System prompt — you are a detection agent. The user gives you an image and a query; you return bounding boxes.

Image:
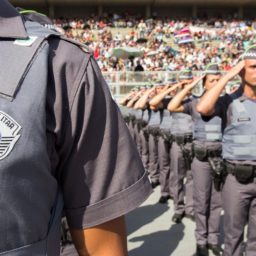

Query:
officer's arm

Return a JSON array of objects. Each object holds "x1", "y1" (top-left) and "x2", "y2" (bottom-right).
[
  {"x1": 168, "y1": 77, "x2": 203, "y2": 112},
  {"x1": 119, "y1": 92, "x2": 134, "y2": 106},
  {"x1": 70, "y1": 216, "x2": 127, "y2": 256},
  {"x1": 133, "y1": 96, "x2": 144, "y2": 109},
  {"x1": 126, "y1": 93, "x2": 141, "y2": 108},
  {"x1": 197, "y1": 61, "x2": 245, "y2": 115},
  {"x1": 134, "y1": 88, "x2": 155, "y2": 109},
  {"x1": 150, "y1": 106, "x2": 157, "y2": 111},
  {"x1": 149, "y1": 83, "x2": 182, "y2": 108}
]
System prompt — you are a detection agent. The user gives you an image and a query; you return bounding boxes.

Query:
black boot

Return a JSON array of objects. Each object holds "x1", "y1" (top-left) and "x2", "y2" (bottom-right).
[
  {"x1": 151, "y1": 180, "x2": 160, "y2": 189},
  {"x1": 158, "y1": 195, "x2": 171, "y2": 204},
  {"x1": 185, "y1": 213, "x2": 195, "y2": 222},
  {"x1": 207, "y1": 244, "x2": 223, "y2": 256},
  {"x1": 171, "y1": 213, "x2": 184, "y2": 224},
  {"x1": 196, "y1": 244, "x2": 209, "y2": 256}
]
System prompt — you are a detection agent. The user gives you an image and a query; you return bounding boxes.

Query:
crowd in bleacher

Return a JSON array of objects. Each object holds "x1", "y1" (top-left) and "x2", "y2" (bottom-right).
[{"x1": 53, "y1": 14, "x2": 256, "y2": 72}]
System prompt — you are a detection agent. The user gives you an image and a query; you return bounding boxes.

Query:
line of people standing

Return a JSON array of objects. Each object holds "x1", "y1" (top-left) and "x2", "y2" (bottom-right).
[{"x1": 119, "y1": 47, "x2": 256, "y2": 256}]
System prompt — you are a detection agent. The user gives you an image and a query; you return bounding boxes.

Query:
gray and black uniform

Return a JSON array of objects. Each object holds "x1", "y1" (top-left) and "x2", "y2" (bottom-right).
[
  {"x1": 218, "y1": 89, "x2": 256, "y2": 256},
  {"x1": 133, "y1": 109, "x2": 144, "y2": 154},
  {"x1": 0, "y1": 2, "x2": 152, "y2": 255},
  {"x1": 127, "y1": 108, "x2": 137, "y2": 140},
  {"x1": 140, "y1": 108, "x2": 150, "y2": 170},
  {"x1": 184, "y1": 98, "x2": 223, "y2": 247},
  {"x1": 170, "y1": 101, "x2": 194, "y2": 216},
  {"x1": 158, "y1": 98, "x2": 174, "y2": 198},
  {"x1": 147, "y1": 109, "x2": 162, "y2": 184}
]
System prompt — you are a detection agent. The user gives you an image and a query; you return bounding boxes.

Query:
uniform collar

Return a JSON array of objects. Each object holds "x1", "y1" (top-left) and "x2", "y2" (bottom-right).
[
  {"x1": 230, "y1": 85, "x2": 247, "y2": 102},
  {"x1": 236, "y1": 86, "x2": 246, "y2": 102},
  {"x1": 0, "y1": 0, "x2": 28, "y2": 39}
]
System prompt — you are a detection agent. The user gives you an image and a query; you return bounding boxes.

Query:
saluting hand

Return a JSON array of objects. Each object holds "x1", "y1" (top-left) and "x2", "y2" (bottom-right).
[
  {"x1": 180, "y1": 79, "x2": 191, "y2": 86},
  {"x1": 143, "y1": 87, "x2": 154, "y2": 95},
  {"x1": 186, "y1": 75, "x2": 205, "y2": 90},
  {"x1": 225, "y1": 60, "x2": 245, "y2": 81}
]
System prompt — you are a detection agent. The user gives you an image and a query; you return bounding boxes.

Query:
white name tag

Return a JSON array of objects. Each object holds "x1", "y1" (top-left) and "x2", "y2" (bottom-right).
[{"x1": 14, "y1": 36, "x2": 38, "y2": 47}]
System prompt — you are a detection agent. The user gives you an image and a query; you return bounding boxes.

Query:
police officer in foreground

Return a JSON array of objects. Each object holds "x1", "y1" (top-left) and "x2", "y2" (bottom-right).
[
  {"x1": 169, "y1": 64, "x2": 224, "y2": 256},
  {"x1": 197, "y1": 48, "x2": 256, "y2": 255},
  {"x1": 0, "y1": 1, "x2": 152, "y2": 255}
]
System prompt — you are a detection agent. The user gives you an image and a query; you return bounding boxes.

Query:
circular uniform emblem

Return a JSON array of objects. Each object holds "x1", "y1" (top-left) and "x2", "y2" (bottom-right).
[{"x1": 0, "y1": 111, "x2": 21, "y2": 160}]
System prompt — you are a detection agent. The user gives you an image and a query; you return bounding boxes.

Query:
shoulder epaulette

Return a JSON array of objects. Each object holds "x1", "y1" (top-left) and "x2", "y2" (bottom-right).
[{"x1": 59, "y1": 35, "x2": 93, "y2": 54}]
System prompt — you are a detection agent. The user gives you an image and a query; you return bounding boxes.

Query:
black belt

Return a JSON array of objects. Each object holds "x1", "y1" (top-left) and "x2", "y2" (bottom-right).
[
  {"x1": 193, "y1": 147, "x2": 221, "y2": 161},
  {"x1": 160, "y1": 129, "x2": 173, "y2": 142},
  {"x1": 148, "y1": 126, "x2": 160, "y2": 136},
  {"x1": 224, "y1": 161, "x2": 256, "y2": 183},
  {"x1": 173, "y1": 134, "x2": 193, "y2": 145}
]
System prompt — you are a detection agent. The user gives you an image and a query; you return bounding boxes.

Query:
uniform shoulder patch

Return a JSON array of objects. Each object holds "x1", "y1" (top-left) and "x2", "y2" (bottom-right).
[
  {"x1": 14, "y1": 36, "x2": 38, "y2": 47},
  {"x1": 0, "y1": 111, "x2": 22, "y2": 160}
]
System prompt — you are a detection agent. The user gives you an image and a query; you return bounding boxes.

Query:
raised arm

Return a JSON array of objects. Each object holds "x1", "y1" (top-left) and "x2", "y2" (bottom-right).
[
  {"x1": 196, "y1": 61, "x2": 244, "y2": 115},
  {"x1": 119, "y1": 92, "x2": 134, "y2": 106},
  {"x1": 126, "y1": 91, "x2": 142, "y2": 108},
  {"x1": 149, "y1": 82, "x2": 183, "y2": 108},
  {"x1": 134, "y1": 87, "x2": 155, "y2": 109},
  {"x1": 168, "y1": 77, "x2": 204, "y2": 112}
]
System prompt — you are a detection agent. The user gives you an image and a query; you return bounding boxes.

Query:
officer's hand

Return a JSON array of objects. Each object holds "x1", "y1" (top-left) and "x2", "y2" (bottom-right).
[
  {"x1": 226, "y1": 60, "x2": 245, "y2": 81},
  {"x1": 165, "y1": 84, "x2": 172, "y2": 89},
  {"x1": 186, "y1": 75, "x2": 204, "y2": 90},
  {"x1": 164, "y1": 83, "x2": 171, "y2": 89},
  {"x1": 149, "y1": 91, "x2": 157, "y2": 99},
  {"x1": 150, "y1": 86, "x2": 156, "y2": 92},
  {"x1": 144, "y1": 87, "x2": 154, "y2": 95},
  {"x1": 181, "y1": 79, "x2": 191, "y2": 85}
]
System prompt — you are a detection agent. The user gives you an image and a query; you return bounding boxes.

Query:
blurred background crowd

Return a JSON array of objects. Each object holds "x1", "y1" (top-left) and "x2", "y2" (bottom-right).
[{"x1": 53, "y1": 14, "x2": 256, "y2": 72}]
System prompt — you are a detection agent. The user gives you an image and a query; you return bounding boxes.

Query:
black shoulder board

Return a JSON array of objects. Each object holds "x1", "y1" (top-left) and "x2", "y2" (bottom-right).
[{"x1": 59, "y1": 36, "x2": 93, "y2": 54}]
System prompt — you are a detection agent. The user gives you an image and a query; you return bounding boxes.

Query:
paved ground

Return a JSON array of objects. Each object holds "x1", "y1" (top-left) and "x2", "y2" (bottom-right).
[
  {"x1": 61, "y1": 185, "x2": 223, "y2": 256},
  {"x1": 126, "y1": 185, "x2": 223, "y2": 256}
]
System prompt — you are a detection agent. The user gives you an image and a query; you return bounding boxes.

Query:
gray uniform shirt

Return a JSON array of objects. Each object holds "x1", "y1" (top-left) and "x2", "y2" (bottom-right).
[
  {"x1": 184, "y1": 97, "x2": 225, "y2": 145},
  {"x1": 171, "y1": 97, "x2": 193, "y2": 135},
  {"x1": 203, "y1": 88, "x2": 256, "y2": 165},
  {"x1": 0, "y1": 0, "x2": 152, "y2": 231}
]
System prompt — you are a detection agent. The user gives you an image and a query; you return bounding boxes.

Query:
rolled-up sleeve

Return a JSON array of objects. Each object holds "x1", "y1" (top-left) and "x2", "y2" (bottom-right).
[
  {"x1": 59, "y1": 56, "x2": 152, "y2": 229},
  {"x1": 183, "y1": 100, "x2": 193, "y2": 115}
]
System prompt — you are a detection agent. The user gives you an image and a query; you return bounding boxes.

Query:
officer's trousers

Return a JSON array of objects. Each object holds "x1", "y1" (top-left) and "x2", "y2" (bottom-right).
[
  {"x1": 140, "y1": 129, "x2": 149, "y2": 171},
  {"x1": 191, "y1": 157, "x2": 222, "y2": 246},
  {"x1": 170, "y1": 141, "x2": 194, "y2": 215},
  {"x1": 148, "y1": 133, "x2": 159, "y2": 183},
  {"x1": 222, "y1": 174, "x2": 256, "y2": 256},
  {"x1": 158, "y1": 136, "x2": 173, "y2": 197}
]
